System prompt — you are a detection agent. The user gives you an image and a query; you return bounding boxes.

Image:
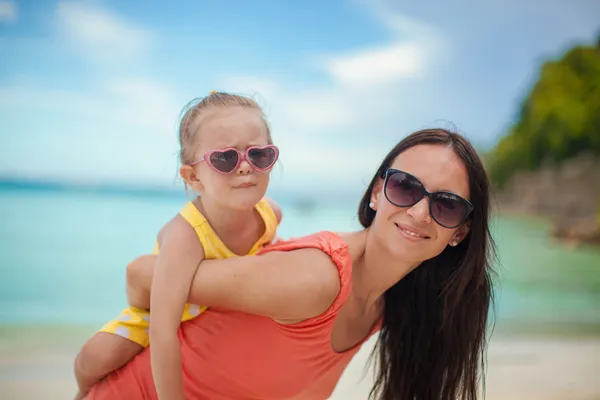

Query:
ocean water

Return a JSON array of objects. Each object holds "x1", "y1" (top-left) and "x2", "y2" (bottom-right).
[{"x1": 1, "y1": 187, "x2": 599, "y2": 336}]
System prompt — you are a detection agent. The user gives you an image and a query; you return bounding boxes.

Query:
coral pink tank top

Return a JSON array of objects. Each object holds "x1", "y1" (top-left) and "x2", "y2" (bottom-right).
[{"x1": 86, "y1": 231, "x2": 381, "y2": 400}]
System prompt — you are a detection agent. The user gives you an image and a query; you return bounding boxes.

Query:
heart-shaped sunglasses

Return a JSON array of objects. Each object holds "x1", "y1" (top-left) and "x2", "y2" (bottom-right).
[{"x1": 189, "y1": 145, "x2": 279, "y2": 174}]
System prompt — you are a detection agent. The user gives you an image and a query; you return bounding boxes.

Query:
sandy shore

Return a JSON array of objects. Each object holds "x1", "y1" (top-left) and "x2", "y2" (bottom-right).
[
  {"x1": 1, "y1": 327, "x2": 599, "y2": 400},
  {"x1": 331, "y1": 336, "x2": 600, "y2": 400}
]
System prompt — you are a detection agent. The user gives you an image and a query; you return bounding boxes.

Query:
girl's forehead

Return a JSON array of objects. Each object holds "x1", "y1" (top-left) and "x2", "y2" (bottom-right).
[
  {"x1": 390, "y1": 144, "x2": 470, "y2": 198},
  {"x1": 195, "y1": 108, "x2": 269, "y2": 150}
]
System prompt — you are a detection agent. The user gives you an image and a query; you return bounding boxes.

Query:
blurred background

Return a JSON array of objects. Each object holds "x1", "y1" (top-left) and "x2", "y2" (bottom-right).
[{"x1": 1, "y1": 0, "x2": 599, "y2": 399}]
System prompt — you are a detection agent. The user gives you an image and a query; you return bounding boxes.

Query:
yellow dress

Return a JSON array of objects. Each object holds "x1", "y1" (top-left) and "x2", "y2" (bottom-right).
[{"x1": 99, "y1": 198, "x2": 279, "y2": 347}]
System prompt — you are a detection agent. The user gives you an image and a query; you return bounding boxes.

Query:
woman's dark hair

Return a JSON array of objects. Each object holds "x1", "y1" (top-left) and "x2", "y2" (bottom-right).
[{"x1": 359, "y1": 128, "x2": 496, "y2": 400}]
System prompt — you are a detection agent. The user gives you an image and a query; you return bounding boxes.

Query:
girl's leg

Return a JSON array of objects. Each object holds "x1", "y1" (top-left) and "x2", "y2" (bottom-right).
[{"x1": 74, "y1": 332, "x2": 144, "y2": 396}]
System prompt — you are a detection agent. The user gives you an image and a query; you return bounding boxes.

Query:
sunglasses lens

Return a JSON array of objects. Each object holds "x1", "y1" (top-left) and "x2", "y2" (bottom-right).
[
  {"x1": 209, "y1": 150, "x2": 239, "y2": 173},
  {"x1": 430, "y1": 193, "x2": 470, "y2": 228},
  {"x1": 385, "y1": 171, "x2": 425, "y2": 207},
  {"x1": 248, "y1": 147, "x2": 277, "y2": 170}
]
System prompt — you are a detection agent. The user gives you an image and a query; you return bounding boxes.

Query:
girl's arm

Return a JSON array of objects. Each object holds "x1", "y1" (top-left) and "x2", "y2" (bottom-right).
[
  {"x1": 127, "y1": 239, "x2": 341, "y2": 323},
  {"x1": 265, "y1": 197, "x2": 284, "y2": 243},
  {"x1": 265, "y1": 197, "x2": 283, "y2": 223},
  {"x1": 149, "y1": 215, "x2": 204, "y2": 400}
]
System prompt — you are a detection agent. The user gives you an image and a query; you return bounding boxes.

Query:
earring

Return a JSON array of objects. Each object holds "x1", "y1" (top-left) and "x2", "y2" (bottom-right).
[
  {"x1": 450, "y1": 240, "x2": 458, "y2": 246},
  {"x1": 369, "y1": 202, "x2": 375, "y2": 209}
]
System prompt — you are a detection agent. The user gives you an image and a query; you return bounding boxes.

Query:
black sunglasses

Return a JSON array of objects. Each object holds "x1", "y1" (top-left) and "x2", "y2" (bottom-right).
[{"x1": 382, "y1": 168, "x2": 474, "y2": 229}]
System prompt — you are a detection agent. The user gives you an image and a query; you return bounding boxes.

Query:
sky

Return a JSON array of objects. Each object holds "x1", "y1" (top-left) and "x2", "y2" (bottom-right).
[{"x1": 0, "y1": 0, "x2": 599, "y2": 197}]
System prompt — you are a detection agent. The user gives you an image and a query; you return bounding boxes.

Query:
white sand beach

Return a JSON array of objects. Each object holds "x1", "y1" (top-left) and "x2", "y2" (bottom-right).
[
  {"x1": 1, "y1": 327, "x2": 599, "y2": 400},
  {"x1": 331, "y1": 336, "x2": 600, "y2": 400}
]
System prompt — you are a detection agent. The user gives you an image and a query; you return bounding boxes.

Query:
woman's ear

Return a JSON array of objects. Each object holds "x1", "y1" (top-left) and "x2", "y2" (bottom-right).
[
  {"x1": 449, "y1": 221, "x2": 471, "y2": 246},
  {"x1": 370, "y1": 179, "x2": 384, "y2": 210}
]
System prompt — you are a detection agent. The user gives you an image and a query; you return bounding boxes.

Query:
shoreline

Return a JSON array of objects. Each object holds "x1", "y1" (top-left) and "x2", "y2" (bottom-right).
[
  {"x1": 1, "y1": 325, "x2": 599, "y2": 400},
  {"x1": 492, "y1": 208, "x2": 600, "y2": 250},
  {"x1": 4, "y1": 319, "x2": 600, "y2": 339}
]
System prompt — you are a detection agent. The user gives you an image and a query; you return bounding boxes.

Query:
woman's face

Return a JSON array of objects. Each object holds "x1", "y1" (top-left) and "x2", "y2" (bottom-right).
[{"x1": 370, "y1": 144, "x2": 471, "y2": 264}]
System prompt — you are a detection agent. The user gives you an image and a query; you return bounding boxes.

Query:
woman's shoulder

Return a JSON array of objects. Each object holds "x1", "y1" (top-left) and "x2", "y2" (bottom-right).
[
  {"x1": 260, "y1": 230, "x2": 365, "y2": 256},
  {"x1": 260, "y1": 230, "x2": 367, "y2": 327},
  {"x1": 332, "y1": 230, "x2": 367, "y2": 259}
]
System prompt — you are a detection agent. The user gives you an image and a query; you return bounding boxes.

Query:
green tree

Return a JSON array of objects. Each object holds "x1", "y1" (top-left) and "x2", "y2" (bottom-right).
[{"x1": 488, "y1": 37, "x2": 600, "y2": 187}]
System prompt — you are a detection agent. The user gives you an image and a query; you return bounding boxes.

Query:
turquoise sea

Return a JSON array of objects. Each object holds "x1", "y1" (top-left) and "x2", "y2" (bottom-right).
[{"x1": 1, "y1": 186, "x2": 599, "y2": 336}]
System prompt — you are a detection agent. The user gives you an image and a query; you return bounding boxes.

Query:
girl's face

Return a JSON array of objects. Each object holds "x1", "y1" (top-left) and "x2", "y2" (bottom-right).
[{"x1": 181, "y1": 106, "x2": 275, "y2": 211}]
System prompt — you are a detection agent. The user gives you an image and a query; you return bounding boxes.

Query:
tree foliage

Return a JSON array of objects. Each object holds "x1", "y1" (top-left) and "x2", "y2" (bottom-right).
[{"x1": 487, "y1": 36, "x2": 600, "y2": 187}]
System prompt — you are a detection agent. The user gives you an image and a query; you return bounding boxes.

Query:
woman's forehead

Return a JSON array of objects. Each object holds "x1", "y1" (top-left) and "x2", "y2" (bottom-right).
[{"x1": 389, "y1": 144, "x2": 470, "y2": 198}]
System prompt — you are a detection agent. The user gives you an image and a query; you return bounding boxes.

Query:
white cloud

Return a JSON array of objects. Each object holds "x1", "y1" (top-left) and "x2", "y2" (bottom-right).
[
  {"x1": 0, "y1": 85, "x2": 106, "y2": 114},
  {"x1": 280, "y1": 89, "x2": 357, "y2": 129},
  {"x1": 269, "y1": 138, "x2": 386, "y2": 192},
  {"x1": 55, "y1": 1, "x2": 153, "y2": 65},
  {"x1": 370, "y1": 3, "x2": 441, "y2": 40},
  {"x1": 318, "y1": 1, "x2": 444, "y2": 88},
  {"x1": 0, "y1": 85, "x2": 182, "y2": 186},
  {"x1": 0, "y1": 76, "x2": 184, "y2": 185},
  {"x1": 0, "y1": 78, "x2": 181, "y2": 135},
  {"x1": 107, "y1": 78, "x2": 182, "y2": 133},
  {"x1": 0, "y1": 0, "x2": 16, "y2": 22},
  {"x1": 324, "y1": 42, "x2": 422, "y2": 86}
]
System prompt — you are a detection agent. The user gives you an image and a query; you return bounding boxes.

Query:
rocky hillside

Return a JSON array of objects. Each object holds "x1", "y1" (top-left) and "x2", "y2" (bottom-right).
[{"x1": 494, "y1": 152, "x2": 600, "y2": 246}]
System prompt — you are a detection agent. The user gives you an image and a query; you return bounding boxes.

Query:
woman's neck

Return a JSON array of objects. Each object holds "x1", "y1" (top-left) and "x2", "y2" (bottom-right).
[{"x1": 350, "y1": 228, "x2": 421, "y2": 309}]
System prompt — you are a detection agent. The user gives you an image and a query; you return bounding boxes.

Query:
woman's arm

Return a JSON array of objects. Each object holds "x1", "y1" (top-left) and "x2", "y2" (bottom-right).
[
  {"x1": 127, "y1": 240, "x2": 341, "y2": 323},
  {"x1": 127, "y1": 255, "x2": 157, "y2": 309},
  {"x1": 148, "y1": 216, "x2": 204, "y2": 400}
]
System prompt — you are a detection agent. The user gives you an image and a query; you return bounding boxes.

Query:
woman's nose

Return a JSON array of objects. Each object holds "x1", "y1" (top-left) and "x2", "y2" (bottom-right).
[{"x1": 405, "y1": 196, "x2": 432, "y2": 224}]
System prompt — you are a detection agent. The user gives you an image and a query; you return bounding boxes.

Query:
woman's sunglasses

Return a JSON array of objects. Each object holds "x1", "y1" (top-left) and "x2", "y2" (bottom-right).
[
  {"x1": 382, "y1": 168, "x2": 474, "y2": 229},
  {"x1": 189, "y1": 145, "x2": 279, "y2": 174}
]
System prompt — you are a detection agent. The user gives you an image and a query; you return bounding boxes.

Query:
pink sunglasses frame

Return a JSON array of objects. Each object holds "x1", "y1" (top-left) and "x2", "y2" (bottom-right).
[{"x1": 188, "y1": 145, "x2": 279, "y2": 174}]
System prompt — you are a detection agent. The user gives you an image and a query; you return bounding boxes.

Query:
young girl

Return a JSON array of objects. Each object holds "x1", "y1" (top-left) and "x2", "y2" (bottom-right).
[{"x1": 74, "y1": 91, "x2": 282, "y2": 399}]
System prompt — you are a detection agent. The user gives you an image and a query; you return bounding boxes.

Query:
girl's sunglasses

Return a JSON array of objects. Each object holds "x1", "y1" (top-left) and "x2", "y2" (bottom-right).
[
  {"x1": 383, "y1": 168, "x2": 474, "y2": 229},
  {"x1": 189, "y1": 145, "x2": 279, "y2": 174}
]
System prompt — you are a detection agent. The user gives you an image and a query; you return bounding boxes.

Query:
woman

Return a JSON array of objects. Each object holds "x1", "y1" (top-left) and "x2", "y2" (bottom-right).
[{"x1": 85, "y1": 128, "x2": 495, "y2": 400}]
